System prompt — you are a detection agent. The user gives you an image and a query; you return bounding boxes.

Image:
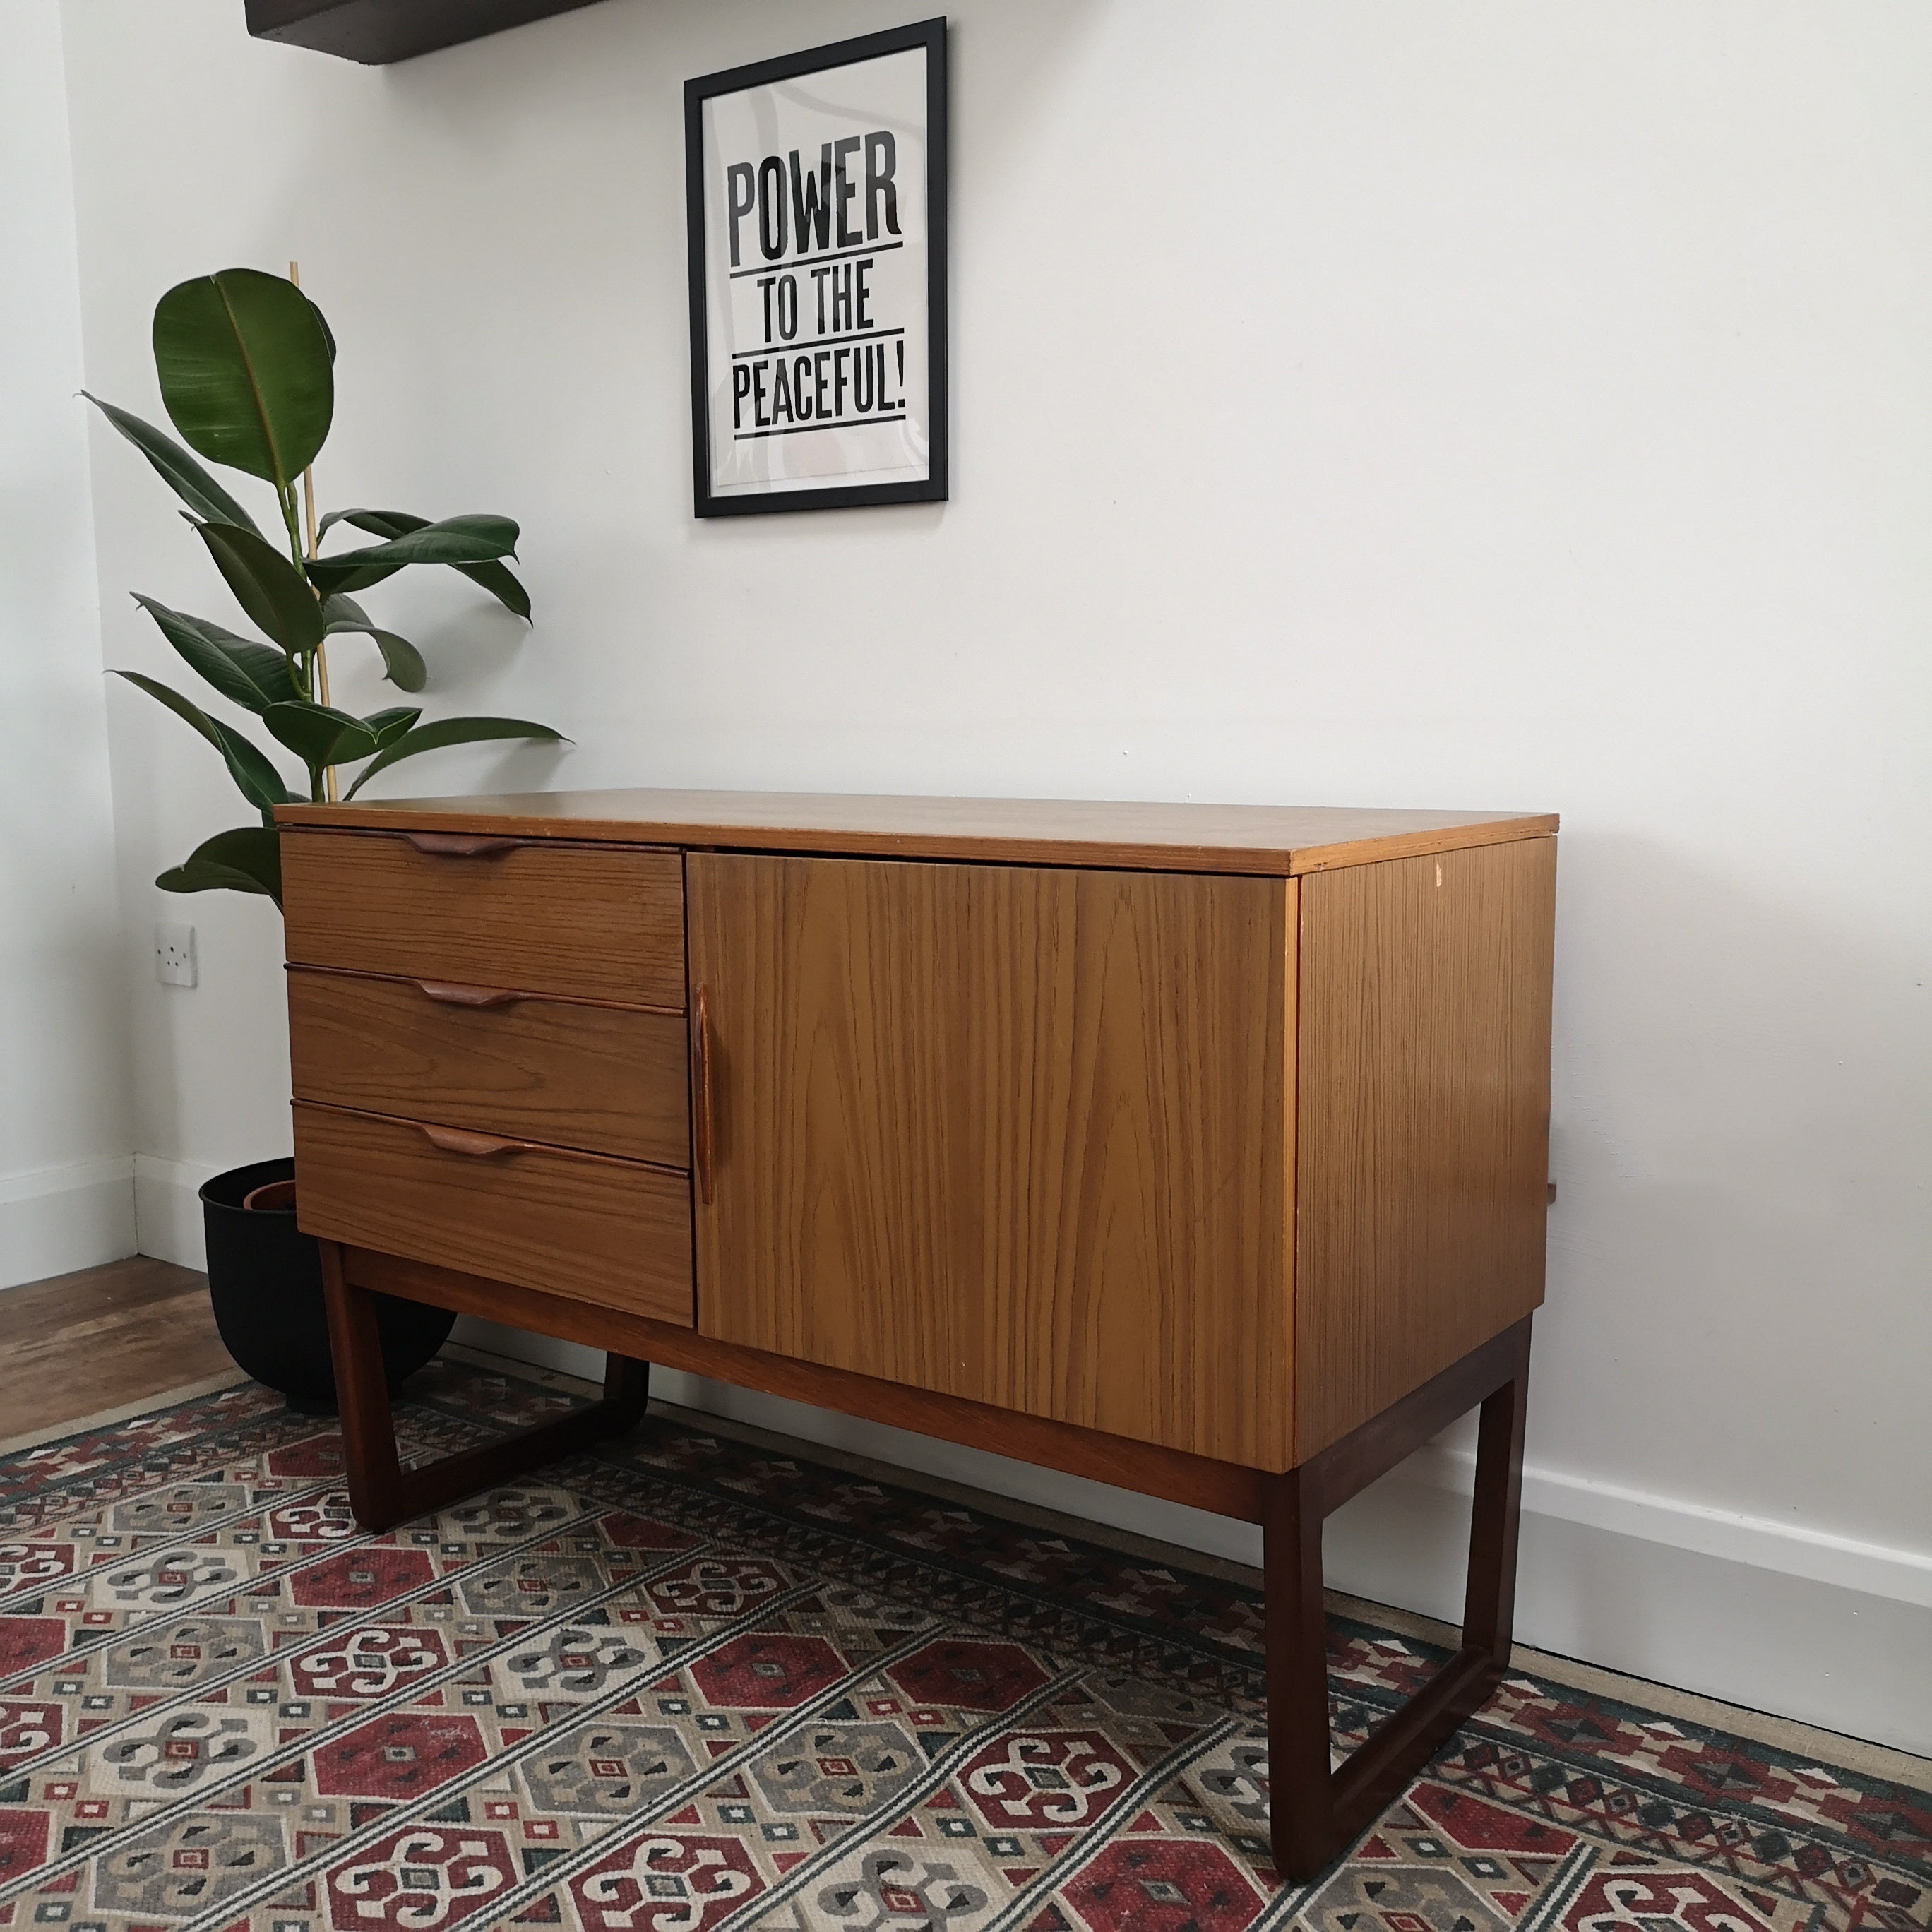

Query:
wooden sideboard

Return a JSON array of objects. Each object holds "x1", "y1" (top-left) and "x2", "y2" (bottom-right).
[{"x1": 275, "y1": 788, "x2": 1558, "y2": 1880}]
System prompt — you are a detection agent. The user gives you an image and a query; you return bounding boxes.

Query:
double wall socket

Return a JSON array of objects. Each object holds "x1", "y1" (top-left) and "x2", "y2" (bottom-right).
[{"x1": 155, "y1": 921, "x2": 198, "y2": 987}]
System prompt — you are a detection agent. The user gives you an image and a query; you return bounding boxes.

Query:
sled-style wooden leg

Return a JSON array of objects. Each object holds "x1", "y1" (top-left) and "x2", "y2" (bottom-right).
[
  {"x1": 1266, "y1": 1318, "x2": 1532, "y2": 1883},
  {"x1": 320, "y1": 1238, "x2": 652, "y2": 1533}
]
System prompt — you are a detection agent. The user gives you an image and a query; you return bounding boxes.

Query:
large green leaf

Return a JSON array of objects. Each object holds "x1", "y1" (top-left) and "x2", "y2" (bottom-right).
[
  {"x1": 262, "y1": 701, "x2": 381, "y2": 769},
  {"x1": 196, "y1": 522, "x2": 324, "y2": 652},
  {"x1": 321, "y1": 595, "x2": 427, "y2": 692},
  {"x1": 305, "y1": 514, "x2": 518, "y2": 597},
  {"x1": 83, "y1": 395, "x2": 263, "y2": 535},
  {"x1": 133, "y1": 595, "x2": 295, "y2": 715},
  {"x1": 363, "y1": 706, "x2": 424, "y2": 749},
  {"x1": 320, "y1": 592, "x2": 372, "y2": 625},
  {"x1": 444, "y1": 556, "x2": 530, "y2": 620},
  {"x1": 153, "y1": 268, "x2": 333, "y2": 489},
  {"x1": 110, "y1": 670, "x2": 292, "y2": 817},
  {"x1": 313, "y1": 508, "x2": 530, "y2": 616},
  {"x1": 157, "y1": 825, "x2": 283, "y2": 907},
  {"x1": 317, "y1": 512, "x2": 517, "y2": 562},
  {"x1": 345, "y1": 715, "x2": 567, "y2": 799},
  {"x1": 304, "y1": 556, "x2": 400, "y2": 597},
  {"x1": 363, "y1": 631, "x2": 427, "y2": 691}
]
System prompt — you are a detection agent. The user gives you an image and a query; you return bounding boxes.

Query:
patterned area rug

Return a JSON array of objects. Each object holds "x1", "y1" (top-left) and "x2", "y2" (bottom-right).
[{"x1": 0, "y1": 1356, "x2": 1924, "y2": 1932}]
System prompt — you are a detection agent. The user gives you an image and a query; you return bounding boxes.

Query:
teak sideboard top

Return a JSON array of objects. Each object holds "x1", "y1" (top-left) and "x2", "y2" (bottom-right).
[
  {"x1": 275, "y1": 789, "x2": 1557, "y2": 1476},
  {"x1": 277, "y1": 788, "x2": 1557, "y2": 877}
]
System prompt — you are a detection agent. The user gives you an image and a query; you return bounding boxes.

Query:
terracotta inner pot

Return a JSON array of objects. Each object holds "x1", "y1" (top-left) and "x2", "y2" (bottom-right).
[{"x1": 242, "y1": 1178, "x2": 299, "y2": 1212}]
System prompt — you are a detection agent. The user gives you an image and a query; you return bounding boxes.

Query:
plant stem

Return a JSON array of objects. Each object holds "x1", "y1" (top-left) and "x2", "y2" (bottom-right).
[
  {"x1": 282, "y1": 492, "x2": 314, "y2": 705},
  {"x1": 303, "y1": 474, "x2": 335, "y2": 799},
  {"x1": 279, "y1": 482, "x2": 305, "y2": 578},
  {"x1": 287, "y1": 259, "x2": 338, "y2": 806}
]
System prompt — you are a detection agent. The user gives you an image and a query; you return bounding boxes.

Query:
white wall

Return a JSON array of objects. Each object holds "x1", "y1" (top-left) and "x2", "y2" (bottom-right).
[
  {"x1": 0, "y1": 1, "x2": 134, "y2": 1288},
  {"x1": 58, "y1": 0, "x2": 1932, "y2": 1751}
]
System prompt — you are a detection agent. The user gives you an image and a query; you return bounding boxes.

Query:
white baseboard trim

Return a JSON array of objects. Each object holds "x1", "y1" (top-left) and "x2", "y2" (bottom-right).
[
  {"x1": 0, "y1": 1156, "x2": 138, "y2": 1289},
  {"x1": 453, "y1": 1316, "x2": 1932, "y2": 1758},
  {"x1": 1322, "y1": 1458, "x2": 1931, "y2": 1761},
  {"x1": 132, "y1": 1154, "x2": 220, "y2": 1271},
  {"x1": 1399, "y1": 1438, "x2": 1932, "y2": 1611}
]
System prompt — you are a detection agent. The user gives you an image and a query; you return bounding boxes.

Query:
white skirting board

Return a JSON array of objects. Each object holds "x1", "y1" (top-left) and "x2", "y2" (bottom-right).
[
  {"x1": 131, "y1": 1155, "x2": 219, "y2": 1272},
  {"x1": 0, "y1": 1157, "x2": 138, "y2": 1289},
  {"x1": 454, "y1": 1314, "x2": 1932, "y2": 1761}
]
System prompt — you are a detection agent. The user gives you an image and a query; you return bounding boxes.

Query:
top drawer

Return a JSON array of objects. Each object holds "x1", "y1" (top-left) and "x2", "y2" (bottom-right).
[{"x1": 282, "y1": 830, "x2": 686, "y2": 1008}]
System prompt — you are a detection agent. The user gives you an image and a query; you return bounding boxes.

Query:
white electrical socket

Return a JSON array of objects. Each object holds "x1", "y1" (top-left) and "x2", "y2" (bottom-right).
[{"x1": 155, "y1": 921, "x2": 198, "y2": 987}]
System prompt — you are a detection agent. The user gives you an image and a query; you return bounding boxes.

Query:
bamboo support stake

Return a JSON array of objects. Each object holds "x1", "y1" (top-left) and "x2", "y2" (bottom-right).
[{"x1": 289, "y1": 260, "x2": 338, "y2": 801}]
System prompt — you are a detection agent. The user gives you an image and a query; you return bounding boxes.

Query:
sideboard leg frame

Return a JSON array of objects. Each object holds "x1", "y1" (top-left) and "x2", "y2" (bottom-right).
[
  {"x1": 319, "y1": 1239, "x2": 653, "y2": 1533},
  {"x1": 1265, "y1": 1318, "x2": 1532, "y2": 1884}
]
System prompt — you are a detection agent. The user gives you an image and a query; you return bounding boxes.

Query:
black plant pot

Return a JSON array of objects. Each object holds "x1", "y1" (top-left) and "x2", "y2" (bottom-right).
[{"x1": 200, "y1": 1157, "x2": 455, "y2": 1414}]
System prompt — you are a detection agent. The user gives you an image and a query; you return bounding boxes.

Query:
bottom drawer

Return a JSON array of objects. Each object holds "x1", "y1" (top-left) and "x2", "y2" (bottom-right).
[{"x1": 293, "y1": 1102, "x2": 693, "y2": 1325}]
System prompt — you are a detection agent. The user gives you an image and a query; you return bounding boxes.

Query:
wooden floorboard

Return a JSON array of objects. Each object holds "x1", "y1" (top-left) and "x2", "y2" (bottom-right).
[{"x1": 0, "y1": 1257, "x2": 235, "y2": 1439}]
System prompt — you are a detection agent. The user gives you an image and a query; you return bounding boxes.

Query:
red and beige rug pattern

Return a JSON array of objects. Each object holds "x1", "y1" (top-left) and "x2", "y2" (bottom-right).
[{"x1": 0, "y1": 1357, "x2": 1924, "y2": 1932}]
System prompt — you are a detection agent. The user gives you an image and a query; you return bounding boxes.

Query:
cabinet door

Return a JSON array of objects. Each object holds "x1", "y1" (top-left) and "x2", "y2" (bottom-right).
[{"x1": 686, "y1": 853, "x2": 1294, "y2": 1467}]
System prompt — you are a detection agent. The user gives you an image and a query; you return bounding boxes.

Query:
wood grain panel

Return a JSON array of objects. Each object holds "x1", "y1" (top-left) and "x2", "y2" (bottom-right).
[
  {"x1": 292, "y1": 1102, "x2": 693, "y2": 1324},
  {"x1": 276, "y1": 789, "x2": 1558, "y2": 878},
  {"x1": 287, "y1": 967, "x2": 690, "y2": 1167},
  {"x1": 281, "y1": 829, "x2": 685, "y2": 1006},
  {"x1": 687, "y1": 854, "x2": 1294, "y2": 1468},
  {"x1": 342, "y1": 1248, "x2": 1267, "y2": 1522},
  {"x1": 1293, "y1": 837, "x2": 1556, "y2": 1459}
]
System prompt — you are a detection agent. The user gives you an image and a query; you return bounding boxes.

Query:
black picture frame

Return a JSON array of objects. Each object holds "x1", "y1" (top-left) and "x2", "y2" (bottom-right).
[{"x1": 684, "y1": 18, "x2": 949, "y2": 518}]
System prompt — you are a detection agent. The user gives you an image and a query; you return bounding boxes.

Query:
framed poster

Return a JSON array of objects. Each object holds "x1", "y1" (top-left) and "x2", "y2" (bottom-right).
[{"x1": 684, "y1": 18, "x2": 948, "y2": 517}]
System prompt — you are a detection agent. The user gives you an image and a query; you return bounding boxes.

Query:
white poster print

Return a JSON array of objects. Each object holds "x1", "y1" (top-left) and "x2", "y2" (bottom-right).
[{"x1": 702, "y1": 47, "x2": 929, "y2": 496}]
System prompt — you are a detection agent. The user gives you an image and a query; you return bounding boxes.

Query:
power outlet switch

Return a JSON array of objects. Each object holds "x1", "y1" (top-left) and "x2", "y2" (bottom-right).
[{"x1": 155, "y1": 921, "x2": 198, "y2": 987}]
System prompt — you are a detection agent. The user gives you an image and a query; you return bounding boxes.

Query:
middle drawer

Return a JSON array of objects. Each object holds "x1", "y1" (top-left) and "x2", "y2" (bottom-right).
[{"x1": 288, "y1": 967, "x2": 691, "y2": 1168}]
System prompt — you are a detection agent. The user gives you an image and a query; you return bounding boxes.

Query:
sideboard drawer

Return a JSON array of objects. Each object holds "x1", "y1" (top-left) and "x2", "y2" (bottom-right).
[
  {"x1": 287, "y1": 968, "x2": 691, "y2": 1168},
  {"x1": 292, "y1": 1102, "x2": 693, "y2": 1324},
  {"x1": 282, "y1": 830, "x2": 686, "y2": 1008}
]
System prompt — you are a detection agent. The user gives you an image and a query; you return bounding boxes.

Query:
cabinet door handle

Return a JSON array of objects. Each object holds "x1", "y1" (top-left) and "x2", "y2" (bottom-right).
[
  {"x1": 400, "y1": 832, "x2": 522, "y2": 858},
  {"x1": 691, "y1": 982, "x2": 715, "y2": 1207},
  {"x1": 419, "y1": 1123, "x2": 528, "y2": 1158},
  {"x1": 414, "y1": 979, "x2": 526, "y2": 1009}
]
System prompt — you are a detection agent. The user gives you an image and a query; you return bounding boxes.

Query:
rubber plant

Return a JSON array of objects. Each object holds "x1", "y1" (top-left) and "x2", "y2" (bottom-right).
[{"x1": 88, "y1": 267, "x2": 561, "y2": 908}]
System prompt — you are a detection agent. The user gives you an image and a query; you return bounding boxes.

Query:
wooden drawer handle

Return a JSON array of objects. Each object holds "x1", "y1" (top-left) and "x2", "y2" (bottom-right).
[
  {"x1": 419, "y1": 1123, "x2": 530, "y2": 1158},
  {"x1": 414, "y1": 979, "x2": 526, "y2": 1009},
  {"x1": 691, "y1": 982, "x2": 715, "y2": 1207},
  {"x1": 400, "y1": 832, "x2": 523, "y2": 857}
]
